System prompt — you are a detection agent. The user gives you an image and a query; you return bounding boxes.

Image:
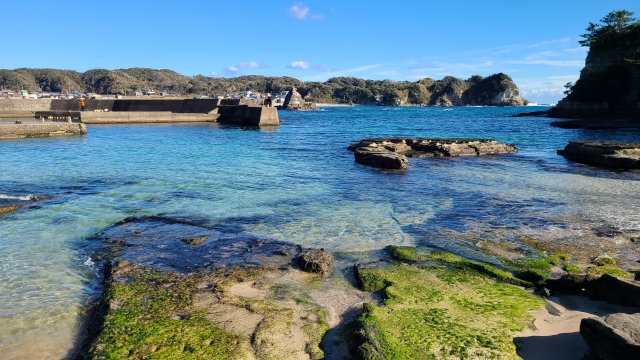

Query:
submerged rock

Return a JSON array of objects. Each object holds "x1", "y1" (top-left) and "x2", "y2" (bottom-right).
[
  {"x1": 546, "y1": 273, "x2": 640, "y2": 307},
  {"x1": 0, "y1": 205, "x2": 20, "y2": 216},
  {"x1": 580, "y1": 313, "x2": 640, "y2": 360},
  {"x1": 348, "y1": 138, "x2": 517, "y2": 169},
  {"x1": 558, "y1": 140, "x2": 640, "y2": 169}
]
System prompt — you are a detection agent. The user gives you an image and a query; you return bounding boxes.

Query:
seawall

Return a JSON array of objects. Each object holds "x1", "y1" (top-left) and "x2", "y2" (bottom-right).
[
  {"x1": 0, "y1": 123, "x2": 87, "y2": 139},
  {"x1": 80, "y1": 112, "x2": 220, "y2": 124},
  {"x1": 0, "y1": 99, "x2": 279, "y2": 126},
  {"x1": 0, "y1": 99, "x2": 53, "y2": 112}
]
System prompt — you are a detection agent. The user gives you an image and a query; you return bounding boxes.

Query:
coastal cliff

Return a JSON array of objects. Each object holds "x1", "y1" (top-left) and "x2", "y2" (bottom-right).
[{"x1": 548, "y1": 11, "x2": 640, "y2": 120}]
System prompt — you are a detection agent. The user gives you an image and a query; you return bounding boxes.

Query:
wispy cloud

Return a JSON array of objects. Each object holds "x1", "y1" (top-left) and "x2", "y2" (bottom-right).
[
  {"x1": 289, "y1": 2, "x2": 310, "y2": 19},
  {"x1": 504, "y1": 59, "x2": 584, "y2": 66},
  {"x1": 210, "y1": 71, "x2": 219, "y2": 77},
  {"x1": 223, "y1": 61, "x2": 268, "y2": 75},
  {"x1": 287, "y1": 61, "x2": 334, "y2": 72},
  {"x1": 303, "y1": 64, "x2": 381, "y2": 80},
  {"x1": 527, "y1": 38, "x2": 570, "y2": 48},
  {"x1": 287, "y1": 61, "x2": 310, "y2": 70},
  {"x1": 288, "y1": 2, "x2": 323, "y2": 20}
]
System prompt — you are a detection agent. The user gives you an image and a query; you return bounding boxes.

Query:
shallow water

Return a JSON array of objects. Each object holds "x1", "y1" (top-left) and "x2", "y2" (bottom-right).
[{"x1": 1, "y1": 106, "x2": 640, "y2": 357}]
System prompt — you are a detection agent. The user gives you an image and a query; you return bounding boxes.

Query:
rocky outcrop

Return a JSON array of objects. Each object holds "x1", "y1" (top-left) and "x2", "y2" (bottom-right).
[
  {"x1": 348, "y1": 138, "x2": 517, "y2": 169},
  {"x1": 546, "y1": 273, "x2": 640, "y2": 307},
  {"x1": 580, "y1": 313, "x2": 640, "y2": 360},
  {"x1": 557, "y1": 141, "x2": 640, "y2": 169},
  {"x1": 0, "y1": 205, "x2": 20, "y2": 216},
  {"x1": 282, "y1": 87, "x2": 317, "y2": 110},
  {"x1": 297, "y1": 249, "x2": 334, "y2": 277}
]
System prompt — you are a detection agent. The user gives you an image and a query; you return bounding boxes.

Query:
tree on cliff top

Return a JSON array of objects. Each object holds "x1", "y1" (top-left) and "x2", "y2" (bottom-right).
[{"x1": 579, "y1": 10, "x2": 639, "y2": 51}]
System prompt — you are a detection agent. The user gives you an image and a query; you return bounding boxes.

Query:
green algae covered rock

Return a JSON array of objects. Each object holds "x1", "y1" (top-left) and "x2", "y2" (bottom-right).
[{"x1": 350, "y1": 260, "x2": 544, "y2": 359}]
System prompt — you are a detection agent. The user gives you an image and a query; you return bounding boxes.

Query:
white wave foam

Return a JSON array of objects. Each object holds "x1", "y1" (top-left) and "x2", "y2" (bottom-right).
[
  {"x1": 0, "y1": 193, "x2": 36, "y2": 201},
  {"x1": 84, "y1": 257, "x2": 95, "y2": 267}
]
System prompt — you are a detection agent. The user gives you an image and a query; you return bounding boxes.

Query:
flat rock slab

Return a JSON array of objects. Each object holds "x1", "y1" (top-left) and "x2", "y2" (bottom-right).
[
  {"x1": 558, "y1": 141, "x2": 640, "y2": 169},
  {"x1": 90, "y1": 215, "x2": 308, "y2": 273},
  {"x1": 348, "y1": 138, "x2": 517, "y2": 169},
  {"x1": 580, "y1": 313, "x2": 640, "y2": 360}
]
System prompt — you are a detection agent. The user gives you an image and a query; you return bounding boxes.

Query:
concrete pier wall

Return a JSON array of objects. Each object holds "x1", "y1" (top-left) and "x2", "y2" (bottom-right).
[
  {"x1": 2, "y1": 99, "x2": 278, "y2": 126},
  {"x1": 80, "y1": 112, "x2": 220, "y2": 124},
  {"x1": 0, "y1": 123, "x2": 86, "y2": 139},
  {"x1": 0, "y1": 99, "x2": 53, "y2": 111}
]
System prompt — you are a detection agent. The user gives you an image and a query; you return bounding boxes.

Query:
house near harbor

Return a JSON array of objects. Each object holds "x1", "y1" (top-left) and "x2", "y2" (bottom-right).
[
  {"x1": 133, "y1": 90, "x2": 143, "y2": 96},
  {"x1": 240, "y1": 91, "x2": 252, "y2": 98}
]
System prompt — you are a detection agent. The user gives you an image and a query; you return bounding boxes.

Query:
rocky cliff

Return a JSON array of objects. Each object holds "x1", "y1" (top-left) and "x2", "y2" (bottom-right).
[
  {"x1": 282, "y1": 87, "x2": 317, "y2": 110},
  {"x1": 548, "y1": 11, "x2": 640, "y2": 119}
]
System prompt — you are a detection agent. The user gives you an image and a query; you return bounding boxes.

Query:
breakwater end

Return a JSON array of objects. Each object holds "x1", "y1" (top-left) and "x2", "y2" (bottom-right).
[{"x1": 0, "y1": 123, "x2": 87, "y2": 139}]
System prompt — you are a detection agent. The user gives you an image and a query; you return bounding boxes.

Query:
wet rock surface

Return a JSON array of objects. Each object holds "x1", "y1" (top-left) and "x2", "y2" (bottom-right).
[
  {"x1": 558, "y1": 140, "x2": 640, "y2": 169},
  {"x1": 348, "y1": 138, "x2": 517, "y2": 169},
  {"x1": 580, "y1": 313, "x2": 640, "y2": 360},
  {"x1": 297, "y1": 249, "x2": 335, "y2": 276},
  {"x1": 0, "y1": 205, "x2": 20, "y2": 216},
  {"x1": 90, "y1": 215, "x2": 308, "y2": 273}
]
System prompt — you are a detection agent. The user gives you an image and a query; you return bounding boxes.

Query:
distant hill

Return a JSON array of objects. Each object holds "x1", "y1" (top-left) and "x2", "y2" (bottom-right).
[{"x1": 0, "y1": 68, "x2": 528, "y2": 106}]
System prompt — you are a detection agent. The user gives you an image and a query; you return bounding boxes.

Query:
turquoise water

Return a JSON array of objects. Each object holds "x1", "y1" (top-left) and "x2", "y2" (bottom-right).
[{"x1": 1, "y1": 106, "x2": 640, "y2": 358}]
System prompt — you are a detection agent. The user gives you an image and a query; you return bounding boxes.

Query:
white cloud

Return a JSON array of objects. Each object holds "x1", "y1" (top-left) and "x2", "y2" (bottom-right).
[
  {"x1": 289, "y1": 2, "x2": 310, "y2": 19},
  {"x1": 237, "y1": 61, "x2": 267, "y2": 69},
  {"x1": 210, "y1": 71, "x2": 219, "y2": 76},
  {"x1": 287, "y1": 61, "x2": 310, "y2": 70},
  {"x1": 303, "y1": 64, "x2": 381, "y2": 81},
  {"x1": 527, "y1": 38, "x2": 570, "y2": 48},
  {"x1": 224, "y1": 66, "x2": 241, "y2": 75},
  {"x1": 504, "y1": 59, "x2": 584, "y2": 67}
]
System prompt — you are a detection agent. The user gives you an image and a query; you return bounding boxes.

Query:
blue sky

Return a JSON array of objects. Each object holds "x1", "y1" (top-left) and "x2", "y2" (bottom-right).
[{"x1": 2, "y1": 0, "x2": 638, "y2": 103}]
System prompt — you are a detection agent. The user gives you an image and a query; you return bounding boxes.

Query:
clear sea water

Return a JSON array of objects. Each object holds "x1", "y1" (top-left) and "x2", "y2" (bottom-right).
[{"x1": 1, "y1": 106, "x2": 640, "y2": 358}]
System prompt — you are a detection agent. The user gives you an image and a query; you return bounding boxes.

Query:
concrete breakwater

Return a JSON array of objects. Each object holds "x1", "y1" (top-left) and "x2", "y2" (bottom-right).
[
  {"x1": 0, "y1": 99, "x2": 279, "y2": 126},
  {"x1": 0, "y1": 123, "x2": 87, "y2": 139}
]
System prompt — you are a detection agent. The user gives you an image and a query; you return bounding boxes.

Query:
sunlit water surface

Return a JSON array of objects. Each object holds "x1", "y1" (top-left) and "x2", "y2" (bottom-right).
[{"x1": 1, "y1": 106, "x2": 640, "y2": 358}]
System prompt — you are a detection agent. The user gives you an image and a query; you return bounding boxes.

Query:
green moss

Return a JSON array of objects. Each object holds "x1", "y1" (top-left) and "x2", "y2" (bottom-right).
[
  {"x1": 563, "y1": 264, "x2": 582, "y2": 274},
  {"x1": 546, "y1": 253, "x2": 570, "y2": 266},
  {"x1": 515, "y1": 269, "x2": 552, "y2": 285},
  {"x1": 81, "y1": 268, "x2": 249, "y2": 360},
  {"x1": 388, "y1": 246, "x2": 428, "y2": 262},
  {"x1": 352, "y1": 264, "x2": 544, "y2": 359},
  {"x1": 426, "y1": 251, "x2": 532, "y2": 288},
  {"x1": 586, "y1": 265, "x2": 632, "y2": 278},
  {"x1": 592, "y1": 255, "x2": 616, "y2": 266},
  {"x1": 519, "y1": 259, "x2": 552, "y2": 271}
]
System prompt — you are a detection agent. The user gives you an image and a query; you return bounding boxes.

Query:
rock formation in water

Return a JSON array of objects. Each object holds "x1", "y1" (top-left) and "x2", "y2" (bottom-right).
[
  {"x1": 557, "y1": 141, "x2": 640, "y2": 169},
  {"x1": 282, "y1": 87, "x2": 318, "y2": 110},
  {"x1": 348, "y1": 138, "x2": 518, "y2": 169},
  {"x1": 548, "y1": 11, "x2": 640, "y2": 120}
]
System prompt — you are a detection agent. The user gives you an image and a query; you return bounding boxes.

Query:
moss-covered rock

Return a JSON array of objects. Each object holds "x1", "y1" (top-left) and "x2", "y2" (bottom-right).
[
  {"x1": 586, "y1": 265, "x2": 632, "y2": 278},
  {"x1": 349, "y1": 263, "x2": 544, "y2": 359}
]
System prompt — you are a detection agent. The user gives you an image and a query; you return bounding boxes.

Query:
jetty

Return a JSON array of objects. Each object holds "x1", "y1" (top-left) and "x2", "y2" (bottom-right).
[{"x1": 0, "y1": 98, "x2": 279, "y2": 126}]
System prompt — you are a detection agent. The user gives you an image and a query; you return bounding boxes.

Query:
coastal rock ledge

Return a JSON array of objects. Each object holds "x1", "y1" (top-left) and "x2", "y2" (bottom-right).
[
  {"x1": 348, "y1": 138, "x2": 518, "y2": 169},
  {"x1": 558, "y1": 141, "x2": 640, "y2": 169},
  {"x1": 580, "y1": 313, "x2": 640, "y2": 360}
]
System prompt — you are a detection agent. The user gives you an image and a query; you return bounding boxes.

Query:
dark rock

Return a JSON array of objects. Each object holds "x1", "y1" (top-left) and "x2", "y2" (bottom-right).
[
  {"x1": 354, "y1": 146, "x2": 408, "y2": 169},
  {"x1": 282, "y1": 87, "x2": 317, "y2": 110},
  {"x1": 558, "y1": 141, "x2": 640, "y2": 169},
  {"x1": 511, "y1": 110, "x2": 548, "y2": 117},
  {"x1": 181, "y1": 235, "x2": 208, "y2": 245},
  {"x1": 297, "y1": 249, "x2": 334, "y2": 277},
  {"x1": 533, "y1": 287, "x2": 551, "y2": 298},
  {"x1": 348, "y1": 310, "x2": 386, "y2": 360},
  {"x1": 580, "y1": 313, "x2": 640, "y2": 360},
  {"x1": 546, "y1": 273, "x2": 640, "y2": 307},
  {"x1": 635, "y1": 272, "x2": 640, "y2": 281}
]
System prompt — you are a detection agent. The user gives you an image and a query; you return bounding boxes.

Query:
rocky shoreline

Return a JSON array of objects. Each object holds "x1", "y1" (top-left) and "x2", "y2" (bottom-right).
[{"x1": 70, "y1": 213, "x2": 640, "y2": 359}]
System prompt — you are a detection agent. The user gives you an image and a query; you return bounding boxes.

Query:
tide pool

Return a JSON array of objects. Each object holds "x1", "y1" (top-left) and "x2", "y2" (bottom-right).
[{"x1": 1, "y1": 106, "x2": 640, "y2": 358}]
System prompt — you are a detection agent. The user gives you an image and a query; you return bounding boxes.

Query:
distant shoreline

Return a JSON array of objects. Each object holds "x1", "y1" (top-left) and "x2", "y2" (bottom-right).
[{"x1": 316, "y1": 103, "x2": 355, "y2": 107}]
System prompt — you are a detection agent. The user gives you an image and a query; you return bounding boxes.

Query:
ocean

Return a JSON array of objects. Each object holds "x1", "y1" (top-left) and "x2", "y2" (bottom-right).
[{"x1": 1, "y1": 106, "x2": 639, "y2": 358}]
